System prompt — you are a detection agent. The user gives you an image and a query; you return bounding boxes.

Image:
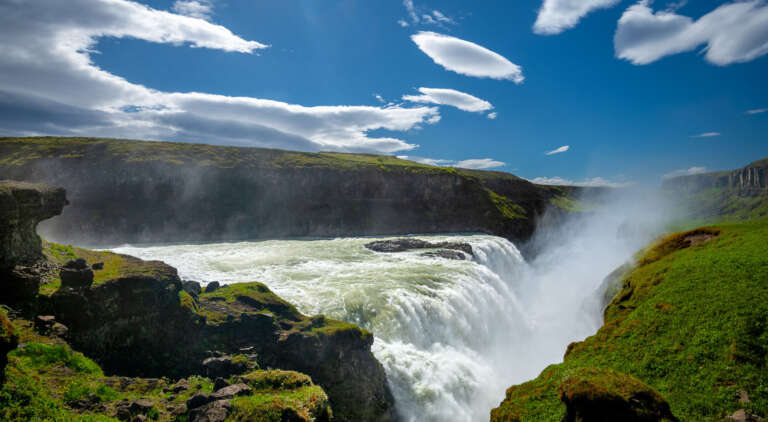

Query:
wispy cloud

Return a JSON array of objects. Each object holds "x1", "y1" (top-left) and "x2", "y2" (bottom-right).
[
  {"x1": 411, "y1": 31, "x2": 524, "y2": 83},
  {"x1": 615, "y1": 0, "x2": 768, "y2": 65},
  {"x1": 397, "y1": 156, "x2": 506, "y2": 169},
  {"x1": 690, "y1": 132, "x2": 721, "y2": 138},
  {"x1": 662, "y1": 166, "x2": 708, "y2": 180},
  {"x1": 403, "y1": 87, "x2": 493, "y2": 113},
  {"x1": 172, "y1": 0, "x2": 213, "y2": 21},
  {"x1": 528, "y1": 176, "x2": 632, "y2": 188},
  {"x1": 746, "y1": 107, "x2": 768, "y2": 115},
  {"x1": 534, "y1": 0, "x2": 620, "y2": 35},
  {"x1": 401, "y1": 1, "x2": 454, "y2": 27},
  {"x1": 487, "y1": 112, "x2": 498, "y2": 119},
  {"x1": 545, "y1": 145, "x2": 570, "y2": 155}
]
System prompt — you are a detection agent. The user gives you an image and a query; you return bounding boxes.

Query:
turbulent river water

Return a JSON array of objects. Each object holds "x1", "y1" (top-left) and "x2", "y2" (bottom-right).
[{"x1": 111, "y1": 198, "x2": 666, "y2": 421}]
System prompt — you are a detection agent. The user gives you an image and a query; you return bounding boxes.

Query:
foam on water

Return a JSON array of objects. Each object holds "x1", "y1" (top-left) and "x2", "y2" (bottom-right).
[{"x1": 112, "y1": 197, "x2": 666, "y2": 422}]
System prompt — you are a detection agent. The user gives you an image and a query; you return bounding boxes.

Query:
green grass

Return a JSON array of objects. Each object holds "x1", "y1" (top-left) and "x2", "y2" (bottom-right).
[
  {"x1": 492, "y1": 216, "x2": 768, "y2": 421},
  {"x1": 230, "y1": 370, "x2": 331, "y2": 422},
  {"x1": 40, "y1": 240, "x2": 177, "y2": 295}
]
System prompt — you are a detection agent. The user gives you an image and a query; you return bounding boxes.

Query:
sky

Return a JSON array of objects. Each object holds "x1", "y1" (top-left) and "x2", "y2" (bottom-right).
[{"x1": 0, "y1": 0, "x2": 767, "y2": 186}]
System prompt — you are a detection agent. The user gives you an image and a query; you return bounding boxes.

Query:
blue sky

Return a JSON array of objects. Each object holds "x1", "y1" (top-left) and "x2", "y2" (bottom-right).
[{"x1": 1, "y1": 0, "x2": 767, "y2": 185}]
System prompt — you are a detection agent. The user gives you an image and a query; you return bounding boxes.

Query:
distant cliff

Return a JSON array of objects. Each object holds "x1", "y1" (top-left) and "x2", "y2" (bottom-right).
[
  {"x1": 0, "y1": 137, "x2": 575, "y2": 247},
  {"x1": 663, "y1": 158, "x2": 768, "y2": 194}
]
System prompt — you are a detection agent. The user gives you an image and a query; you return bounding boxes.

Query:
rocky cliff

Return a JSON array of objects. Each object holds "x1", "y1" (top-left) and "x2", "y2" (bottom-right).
[
  {"x1": 663, "y1": 158, "x2": 768, "y2": 194},
  {"x1": 0, "y1": 137, "x2": 570, "y2": 247},
  {"x1": 0, "y1": 181, "x2": 395, "y2": 421},
  {"x1": 0, "y1": 180, "x2": 67, "y2": 308}
]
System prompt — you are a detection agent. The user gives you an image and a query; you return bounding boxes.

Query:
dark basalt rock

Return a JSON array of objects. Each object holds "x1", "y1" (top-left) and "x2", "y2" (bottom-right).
[
  {"x1": 60, "y1": 258, "x2": 94, "y2": 290},
  {"x1": 202, "y1": 356, "x2": 249, "y2": 379},
  {"x1": 365, "y1": 238, "x2": 474, "y2": 256},
  {"x1": 183, "y1": 280, "x2": 202, "y2": 297},
  {"x1": 420, "y1": 249, "x2": 468, "y2": 260},
  {"x1": 560, "y1": 368, "x2": 679, "y2": 422},
  {"x1": 205, "y1": 281, "x2": 221, "y2": 293},
  {"x1": 188, "y1": 399, "x2": 232, "y2": 422}
]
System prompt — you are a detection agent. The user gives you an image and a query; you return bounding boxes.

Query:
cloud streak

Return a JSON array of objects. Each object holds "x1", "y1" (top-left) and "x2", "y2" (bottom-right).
[
  {"x1": 615, "y1": 0, "x2": 768, "y2": 65},
  {"x1": 403, "y1": 88, "x2": 493, "y2": 113},
  {"x1": 528, "y1": 176, "x2": 632, "y2": 187},
  {"x1": 747, "y1": 107, "x2": 768, "y2": 115},
  {"x1": 534, "y1": 0, "x2": 620, "y2": 35},
  {"x1": 545, "y1": 145, "x2": 570, "y2": 155},
  {"x1": 411, "y1": 32, "x2": 524, "y2": 83},
  {"x1": 397, "y1": 156, "x2": 506, "y2": 169},
  {"x1": 0, "y1": 0, "x2": 442, "y2": 153},
  {"x1": 690, "y1": 132, "x2": 721, "y2": 138},
  {"x1": 662, "y1": 166, "x2": 708, "y2": 180}
]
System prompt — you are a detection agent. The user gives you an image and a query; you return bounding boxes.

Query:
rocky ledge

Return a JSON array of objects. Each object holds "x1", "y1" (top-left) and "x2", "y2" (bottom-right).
[
  {"x1": 365, "y1": 238, "x2": 474, "y2": 260},
  {"x1": 0, "y1": 181, "x2": 395, "y2": 422}
]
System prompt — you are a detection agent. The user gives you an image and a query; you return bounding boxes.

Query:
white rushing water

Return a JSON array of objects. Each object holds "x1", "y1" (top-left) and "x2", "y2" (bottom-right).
[{"x1": 111, "y1": 194, "x2": 669, "y2": 421}]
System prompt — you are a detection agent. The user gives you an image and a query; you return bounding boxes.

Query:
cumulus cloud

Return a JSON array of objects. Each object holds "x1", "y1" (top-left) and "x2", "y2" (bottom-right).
[
  {"x1": 396, "y1": 156, "x2": 506, "y2": 169},
  {"x1": 545, "y1": 145, "x2": 570, "y2": 155},
  {"x1": 172, "y1": 0, "x2": 213, "y2": 20},
  {"x1": 615, "y1": 0, "x2": 768, "y2": 65},
  {"x1": 402, "y1": 88, "x2": 493, "y2": 113},
  {"x1": 747, "y1": 107, "x2": 768, "y2": 115},
  {"x1": 534, "y1": 0, "x2": 620, "y2": 35},
  {"x1": 528, "y1": 176, "x2": 633, "y2": 187},
  {"x1": 487, "y1": 112, "x2": 498, "y2": 119},
  {"x1": 662, "y1": 166, "x2": 708, "y2": 180},
  {"x1": 411, "y1": 32, "x2": 524, "y2": 83},
  {"x1": 690, "y1": 132, "x2": 721, "y2": 138},
  {"x1": 0, "y1": 0, "x2": 441, "y2": 153}
]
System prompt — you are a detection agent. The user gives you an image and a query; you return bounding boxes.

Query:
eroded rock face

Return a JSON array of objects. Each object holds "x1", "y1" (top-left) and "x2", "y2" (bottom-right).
[{"x1": 0, "y1": 181, "x2": 67, "y2": 308}]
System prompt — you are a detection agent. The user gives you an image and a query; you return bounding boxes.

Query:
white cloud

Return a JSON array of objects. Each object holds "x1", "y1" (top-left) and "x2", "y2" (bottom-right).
[
  {"x1": 404, "y1": 0, "x2": 419, "y2": 24},
  {"x1": 411, "y1": 32, "x2": 524, "y2": 83},
  {"x1": 374, "y1": 94, "x2": 385, "y2": 103},
  {"x1": 615, "y1": 0, "x2": 768, "y2": 65},
  {"x1": 396, "y1": 156, "x2": 506, "y2": 169},
  {"x1": 528, "y1": 176, "x2": 633, "y2": 187},
  {"x1": 172, "y1": 0, "x2": 213, "y2": 21},
  {"x1": 0, "y1": 0, "x2": 441, "y2": 154},
  {"x1": 402, "y1": 88, "x2": 493, "y2": 113},
  {"x1": 454, "y1": 158, "x2": 506, "y2": 169},
  {"x1": 432, "y1": 10, "x2": 454, "y2": 24},
  {"x1": 662, "y1": 166, "x2": 708, "y2": 179},
  {"x1": 534, "y1": 0, "x2": 620, "y2": 35},
  {"x1": 545, "y1": 145, "x2": 570, "y2": 155},
  {"x1": 690, "y1": 132, "x2": 721, "y2": 138},
  {"x1": 747, "y1": 107, "x2": 768, "y2": 115},
  {"x1": 397, "y1": 19, "x2": 409, "y2": 27},
  {"x1": 487, "y1": 112, "x2": 498, "y2": 119}
]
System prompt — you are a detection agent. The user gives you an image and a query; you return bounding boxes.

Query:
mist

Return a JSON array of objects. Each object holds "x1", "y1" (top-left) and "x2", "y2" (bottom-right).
[{"x1": 109, "y1": 185, "x2": 681, "y2": 421}]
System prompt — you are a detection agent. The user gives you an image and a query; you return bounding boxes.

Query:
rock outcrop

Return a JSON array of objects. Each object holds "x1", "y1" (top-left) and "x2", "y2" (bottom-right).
[
  {"x1": 365, "y1": 238, "x2": 474, "y2": 256},
  {"x1": 0, "y1": 180, "x2": 67, "y2": 309}
]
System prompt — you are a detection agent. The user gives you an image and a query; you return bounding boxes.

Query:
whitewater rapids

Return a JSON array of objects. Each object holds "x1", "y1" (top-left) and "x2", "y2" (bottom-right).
[{"x1": 112, "y1": 200, "x2": 664, "y2": 421}]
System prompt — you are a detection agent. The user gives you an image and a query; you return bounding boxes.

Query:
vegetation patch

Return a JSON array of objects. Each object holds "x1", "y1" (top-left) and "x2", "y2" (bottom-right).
[
  {"x1": 231, "y1": 370, "x2": 331, "y2": 422},
  {"x1": 492, "y1": 217, "x2": 768, "y2": 421}
]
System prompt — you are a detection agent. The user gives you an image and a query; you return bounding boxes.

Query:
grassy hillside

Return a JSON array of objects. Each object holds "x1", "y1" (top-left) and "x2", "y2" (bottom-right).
[{"x1": 491, "y1": 216, "x2": 768, "y2": 421}]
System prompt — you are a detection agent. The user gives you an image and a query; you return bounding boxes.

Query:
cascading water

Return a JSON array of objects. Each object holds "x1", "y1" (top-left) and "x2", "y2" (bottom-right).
[{"x1": 111, "y1": 193, "x2": 669, "y2": 421}]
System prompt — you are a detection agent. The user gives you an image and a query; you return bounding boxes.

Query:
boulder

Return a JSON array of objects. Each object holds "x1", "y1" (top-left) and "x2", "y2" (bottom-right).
[
  {"x1": 560, "y1": 368, "x2": 679, "y2": 422},
  {"x1": 59, "y1": 258, "x2": 94, "y2": 290},
  {"x1": 365, "y1": 238, "x2": 473, "y2": 256},
  {"x1": 183, "y1": 280, "x2": 202, "y2": 297},
  {"x1": 186, "y1": 393, "x2": 212, "y2": 410},
  {"x1": 202, "y1": 356, "x2": 249, "y2": 379},
  {"x1": 727, "y1": 409, "x2": 764, "y2": 422},
  {"x1": 34, "y1": 315, "x2": 56, "y2": 333},
  {"x1": 205, "y1": 281, "x2": 221, "y2": 293},
  {"x1": 210, "y1": 383, "x2": 252, "y2": 400},
  {"x1": 188, "y1": 399, "x2": 232, "y2": 422},
  {"x1": 213, "y1": 377, "x2": 229, "y2": 392}
]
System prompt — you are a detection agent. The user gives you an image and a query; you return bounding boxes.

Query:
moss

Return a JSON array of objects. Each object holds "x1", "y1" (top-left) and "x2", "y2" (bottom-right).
[
  {"x1": 40, "y1": 240, "x2": 177, "y2": 295},
  {"x1": 488, "y1": 190, "x2": 527, "y2": 219},
  {"x1": 198, "y1": 282, "x2": 303, "y2": 323},
  {"x1": 231, "y1": 370, "x2": 331, "y2": 422},
  {"x1": 0, "y1": 310, "x2": 17, "y2": 344},
  {"x1": 492, "y1": 217, "x2": 768, "y2": 421}
]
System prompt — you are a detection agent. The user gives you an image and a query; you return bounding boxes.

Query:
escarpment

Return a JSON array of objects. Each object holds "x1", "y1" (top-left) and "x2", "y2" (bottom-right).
[
  {"x1": 0, "y1": 137, "x2": 573, "y2": 247},
  {"x1": 0, "y1": 180, "x2": 67, "y2": 309},
  {"x1": 663, "y1": 158, "x2": 768, "y2": 194},
  {"x1": 0, "y1": 180, "x2": 395, "y2": 421}
]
